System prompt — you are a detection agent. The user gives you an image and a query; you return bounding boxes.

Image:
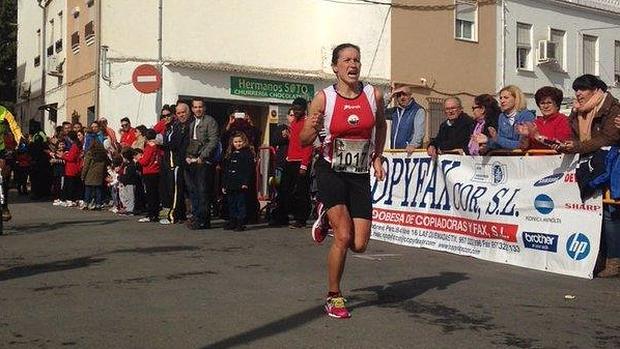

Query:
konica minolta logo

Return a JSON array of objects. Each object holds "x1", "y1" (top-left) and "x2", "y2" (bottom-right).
[
  {"x1": 534, "y1": 194, "x2": 554, "y2": 215},
  {"x1": 533, "y1": 173, "x2": 564, "y2": 187},
  {"x1": 522, "y1": 232, "x2": 558, "y2": 252}
]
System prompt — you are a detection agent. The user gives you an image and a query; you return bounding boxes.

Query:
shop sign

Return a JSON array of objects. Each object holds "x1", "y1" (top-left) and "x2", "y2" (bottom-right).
[{"x1": 230, "y1": 76, "x2": 314, "y2": 100}]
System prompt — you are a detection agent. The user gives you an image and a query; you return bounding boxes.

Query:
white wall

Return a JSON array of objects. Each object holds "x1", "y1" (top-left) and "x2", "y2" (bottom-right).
[
  {"x1": 161, "y1": 0, "x2": 390, "y2": 79},
  {"x1": 98, "y1": 61, "x2": 159, "y2": 132},
  {"x1": 98, "y1": 0, "x2": 392, "y2": 130},
  {"x1": 16, "y1": 0, "x2": 44, "y2": 126},
  {"x1": 501, "y1": 0, "x2": 620, "y2": 109}
]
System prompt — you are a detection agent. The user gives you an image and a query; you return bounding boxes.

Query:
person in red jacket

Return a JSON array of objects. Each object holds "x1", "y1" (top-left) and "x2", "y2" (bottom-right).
[
  {"x1": 269, "y1": 97, "x2": 314, "y2": 228},
  {"x1": 61, "y1": 131, "x2": 82, "y2": 206},
  {"x1": 518, "y1": 86, "x2": 572, "y2": 150},
  {"x1": 136, "y1": 129, "x2": 161, "y2": 222},
  {"x1": 119, "y1": 117, "x2": 137, "y2": 148}
]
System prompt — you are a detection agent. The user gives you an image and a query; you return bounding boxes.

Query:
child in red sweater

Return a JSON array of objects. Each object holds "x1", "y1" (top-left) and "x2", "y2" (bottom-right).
[{"x1": 136, "y1": 129, "x2": 161, "y2": 222}]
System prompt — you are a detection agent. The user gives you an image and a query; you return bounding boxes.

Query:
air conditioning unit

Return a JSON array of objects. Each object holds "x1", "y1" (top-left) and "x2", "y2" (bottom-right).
[
  {"x1": 537, "y1": 40, "x2": 557, "y2": 63},
  {"x1": 19, "y1": 81, "x2": 31, "y2": 99},
  {"x1": 47, "y1": 55, "x2": 64, "y2": 77}
]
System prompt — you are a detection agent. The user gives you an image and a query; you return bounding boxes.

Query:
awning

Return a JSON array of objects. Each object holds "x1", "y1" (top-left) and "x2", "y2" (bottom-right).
[{"x1": 38, "y1": 102, "x2": 58, "y2": 111}]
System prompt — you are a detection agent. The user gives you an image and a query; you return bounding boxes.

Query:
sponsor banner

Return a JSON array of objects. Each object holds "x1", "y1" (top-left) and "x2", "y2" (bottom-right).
[{"x1": 370, "y1": 153, "x2": 602, "y2": 279}]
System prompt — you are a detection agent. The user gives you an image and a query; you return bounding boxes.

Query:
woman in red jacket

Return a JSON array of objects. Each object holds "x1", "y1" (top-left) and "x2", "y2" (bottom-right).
[
  {"x1": 517, "y1": 86, "x2": 572, "y2": 150},
  {"x1": 61, "y1": 131, "x2": 82, "y2": 206},
  {"x1": 136, "y1": 129, "x2": 161, "y2": 222}
]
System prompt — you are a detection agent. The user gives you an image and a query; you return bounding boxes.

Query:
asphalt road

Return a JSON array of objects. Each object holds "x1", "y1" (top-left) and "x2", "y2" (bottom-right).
[{"x1": 1, "y1": 196, "x2": 619, "y2": 349}]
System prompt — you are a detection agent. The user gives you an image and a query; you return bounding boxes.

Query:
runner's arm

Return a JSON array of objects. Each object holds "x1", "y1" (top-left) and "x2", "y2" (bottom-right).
[
  {"x1": 300, "y1": 92, "x2": 325, "y2": 147},
  {"x1": 373, "y1": 87, "x2": 387, "y2": 157}
]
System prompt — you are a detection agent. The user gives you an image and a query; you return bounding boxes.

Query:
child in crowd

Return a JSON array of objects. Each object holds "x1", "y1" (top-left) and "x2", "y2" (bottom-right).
[
  {"x1": 118, "y1": 148, "x2": 138, "y2": 215},
  {"x1": 136, "y1": 129, "x2": 161, "y2": 222},
  {"x1": 14, "y1": 145, "x2": 31, "y2": 195},
  {"x1": 106, "y1": 156, "x2": 122, "y2": 213},
  {"x1": 61, "y1": 131, "x2": 82, "y2": 206},
  {"x1": 81, "y1": 140, "x2": 108, "y2": 210},
  {"x1": 49, "y1": 126, "x2": 66, "y2": 204},
  {"x1": 222, "y1": 132, "x2": 254, "y2": 231}
]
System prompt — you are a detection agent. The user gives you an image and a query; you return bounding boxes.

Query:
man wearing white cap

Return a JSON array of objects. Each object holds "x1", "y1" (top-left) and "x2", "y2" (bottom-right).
[{"x1": 387, "y1": 85, "x2": 425, "y2": 155}]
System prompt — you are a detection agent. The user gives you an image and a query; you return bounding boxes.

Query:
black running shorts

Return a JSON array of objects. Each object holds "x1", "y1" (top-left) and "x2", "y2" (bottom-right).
[{"x1": 315, "y1": 157, "x2": 372, "y2": 220}]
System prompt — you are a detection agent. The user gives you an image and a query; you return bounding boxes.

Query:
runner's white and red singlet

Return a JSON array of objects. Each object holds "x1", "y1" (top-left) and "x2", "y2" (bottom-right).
[{"x1": 321, "y1": 83, "x2": 376, "y2": 174}]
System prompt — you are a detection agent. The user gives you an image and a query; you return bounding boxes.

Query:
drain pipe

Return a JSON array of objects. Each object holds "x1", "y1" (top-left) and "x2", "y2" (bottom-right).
[
  {"x1": 94, "y1": 0, "x2": 102, "y2": 117},
  {"x1": 36, "y1": 1, "x2": 47, "y2": 116},
  {"x1": 155, "y1": 0, "x2": 163, "y2": 114}
]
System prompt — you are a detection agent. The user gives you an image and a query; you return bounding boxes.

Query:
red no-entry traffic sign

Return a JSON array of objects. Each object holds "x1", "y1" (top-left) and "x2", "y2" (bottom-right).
[{"x1": 132, "y1": 64, "x2": 162, "y2": 94}]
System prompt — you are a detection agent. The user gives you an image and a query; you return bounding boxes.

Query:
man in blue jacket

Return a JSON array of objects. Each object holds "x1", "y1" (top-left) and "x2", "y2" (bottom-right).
[{"x1": 388, "y1": 85, "x2": 426, "y2": 155}]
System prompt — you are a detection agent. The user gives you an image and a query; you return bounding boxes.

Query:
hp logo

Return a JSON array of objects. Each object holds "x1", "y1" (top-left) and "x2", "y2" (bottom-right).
[
  {"x1": 534, "y1": 194, "x2": 554, "y2": 215},
  {"x1": 566, "y1": 233, "x2": 590, "y2": 261}
]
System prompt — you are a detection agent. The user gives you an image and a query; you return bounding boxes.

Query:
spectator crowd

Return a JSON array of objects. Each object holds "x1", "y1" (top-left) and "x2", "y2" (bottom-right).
[{"x1": 3, "y1": 74, "x2": 620, "y2": 277}]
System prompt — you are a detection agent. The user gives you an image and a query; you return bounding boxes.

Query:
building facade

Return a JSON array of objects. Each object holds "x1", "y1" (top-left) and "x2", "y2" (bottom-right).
[
  {"x1": 65, "y1": 0, "x2": 97, "y2": 127},
  {"x1": 98, "y1": 0, "x2": 391, "y2": 142},
  {"x1": 498, "y1": 0, "x2": 620, "y2": 109},
  {"x1": 390, "y1": 0, "x2": 620, "y2": 144},
  {"x1": 16, "y1": 0, "x2": 67, "y2": 135},
  {"x1": 15, "y1": 0, "x2": 619, "y2": 145}
]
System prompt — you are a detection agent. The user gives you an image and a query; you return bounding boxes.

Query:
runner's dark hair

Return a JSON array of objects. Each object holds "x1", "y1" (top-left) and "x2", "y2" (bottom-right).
[{"x1": 331, "y1": 43, "x2": 360, "y2": 65}]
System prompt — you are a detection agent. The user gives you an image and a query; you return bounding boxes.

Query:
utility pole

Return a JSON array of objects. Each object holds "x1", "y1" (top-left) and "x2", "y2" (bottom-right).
[{"x1": 155, "y1": 0, "x2": 163, "y2": 114}]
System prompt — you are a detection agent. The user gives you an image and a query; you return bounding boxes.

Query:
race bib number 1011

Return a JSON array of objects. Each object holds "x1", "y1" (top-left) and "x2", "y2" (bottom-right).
[{"x1": 332, "y1": 138, "x2": 371, "y2": 174}]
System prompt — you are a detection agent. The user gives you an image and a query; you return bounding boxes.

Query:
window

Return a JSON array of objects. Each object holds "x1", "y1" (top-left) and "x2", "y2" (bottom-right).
[
  {"x1": 455, "y1": 1, "x2": 477, "y2": 41},
  {"x1": 34, "y1": 55, "x2": 41, "y2": 67},
  {"x1": 583, "y1": 34, "x2": 598, "y2": 75},
  {"x1": 47, "y1": 45, "x2": 54, "y2": 56},
  {"x1": 426, "y1": 98, "x2": 444, "y2": 139},
  {"x1": 85, "y1": 21, "x2": 95, "y2": 45},
  {"x1": 615, "y1": 41, "x2": 620, "y2": 85},
  {"x1": 71, "y1": 31, "x2": 80, "y2": 54},
  {"x1": 516, "y1": 23, "x2": 532, "y2": 70},
  {"x1": 57, "y1": 11, "x2": 63, "y2": 53},
  {"x1": 550, "y1": 29, "x2": 565, "y2": 70}
]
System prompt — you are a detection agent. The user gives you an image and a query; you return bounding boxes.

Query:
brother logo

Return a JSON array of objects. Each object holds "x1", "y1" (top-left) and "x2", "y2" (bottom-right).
[
  {"x1": 522, "y1": 232, "x2": 558, "y2": 252},
  {"x1": 566, "y1": 233, "x2": 590, "y2": 261},
  {"x1": 533, "y1": 173, "x2": 564, "y2": 187},
  {"x1": 534, "y1": 194, "x2": 554, "y2": 215}
]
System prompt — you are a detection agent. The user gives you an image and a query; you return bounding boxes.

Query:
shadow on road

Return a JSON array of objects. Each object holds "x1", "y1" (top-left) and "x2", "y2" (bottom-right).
[
  {"x1": 7, "y1": 219, "x2": 122, "y2": 235},
  {"x1": 202, "y1": 272, "x2": 468, "y2": 349},
  {"x1": 0, "y1": 256, "x2": 106, "y2": 281}
]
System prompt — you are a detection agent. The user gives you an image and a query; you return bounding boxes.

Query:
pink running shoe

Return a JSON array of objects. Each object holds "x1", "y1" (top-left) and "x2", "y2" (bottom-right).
[
  {"x1": 311, "y1": 202, "x2": 330, "y2": 244},
  {"x1": 325, "y1": 296, "x2": 351, "y2": 319}
]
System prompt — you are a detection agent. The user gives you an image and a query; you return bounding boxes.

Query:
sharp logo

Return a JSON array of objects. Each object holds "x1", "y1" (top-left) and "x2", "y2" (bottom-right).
[
  {"x1": 344, "y1": 104, "x2": 361, "y2": 110},
  {"x1": 534, "y1": 194, "x2": 554, "y2": 215},
  {"x1": 566, "y1": 233, "x2": 590, "y2": 261},
  {"x1": 522, "y1": 232, "x2": 558, "y2": 252},
  {"x1": 564, "y1": 203, "x2": 601, "y2": 212},
  {"x1": 533, "y1": 173, "x2": 564, "y2": 187}
]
